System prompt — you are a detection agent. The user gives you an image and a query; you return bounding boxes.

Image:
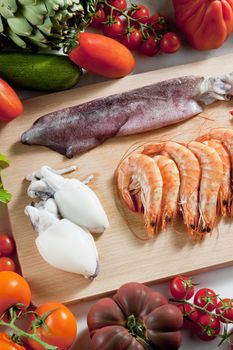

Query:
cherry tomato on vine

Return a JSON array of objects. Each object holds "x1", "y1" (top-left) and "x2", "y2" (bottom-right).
[
  {"x1": 194, "y1": 288, "x2": 218, "y2": 312},
  {"x1": 128, "y1": 4, "x2": 150, "y2": 25},
  {"x1": 28, "y1": 302, "x2": 77, "y2": 350},
  {"x1": 177, "y1": 303, "x2": 199, "y2": 323},
  {"x1": 120, "y1": 28, "x2": 142, "y2": 50},
  {"x1": 105, "y1": 0, "x2": 127, "y2": 16},
  {"x1": 147, "y1": 13, "x2": 167, "y2": 32},
  {"x1": 196, "y1": 314, "x2": 221, "y2": 341},
  {"x1": 170, "y1": 276, "x2": 195, "y2": 300},
  {"x1": 91, "y1": 6, "x2": 106, "y2": 28},
  {"x1": 160, "y1": 32, "x2": 181, "y2": 54},
  {"x1": 0, "y1": 234, "x2": 15, "y2": 257},
  {"x1": 0, "y1": 333, "x2": 26, "y2": 350},
  {"x1": 139, "y1": 36, "x2": 160, "y2": 56},
  {"x1": 102, "y1": 16, "x2": 125, "y2": 38},
  {"x1": 216, "y1": 298, "x2": 233, "y2": 323},
  {"x1": 0, "y1": 271, "x2": 31, "y2": 316},
  {"x1": 0, "y1": 257, "x2": 16, "y2": 272}
]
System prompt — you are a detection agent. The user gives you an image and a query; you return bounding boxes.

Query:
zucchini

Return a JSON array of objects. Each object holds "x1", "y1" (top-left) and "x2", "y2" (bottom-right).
[{"x1": 0, "y1": 53, "x2": 82, "y2": 91}]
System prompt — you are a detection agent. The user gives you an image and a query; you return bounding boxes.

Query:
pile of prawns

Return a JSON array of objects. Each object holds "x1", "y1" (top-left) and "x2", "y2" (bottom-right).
[{"x1": 117, "y1": 128, "x2": 233, "y2": 239}]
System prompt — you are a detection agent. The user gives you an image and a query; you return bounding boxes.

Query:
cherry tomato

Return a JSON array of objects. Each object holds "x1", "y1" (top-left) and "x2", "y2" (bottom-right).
[
  {"x1": 160, "y1": 32, "x2": 181, "y2": 54},
  {"x1": 69, "y1": 32, "x2": 135, "y2": 78},
  {"x1": 147, "y1": 13, "x2": 167, "y2": 32},
  {"x1": 139, "y1": 36, "x2": 160, "y2": 56},
  {"x1": 105, "y1": 0, "x2": 127, "y2": 16},
  {"x1": 0, "y1": 271, "x2": 31, "y2": 316},
  {"x1": 0, "y1": 234, "x2": 15, "y2": 257},
  {"x1": 170, "y1": 276, "x2": 195, "y2": 300},
  {"x1": 177, "y1": 303, "x2": 199, "y2": 323},
  {"x1": 0, "y1": 257, "x2": 16, "y2": 272},
  {"x1": 102, "y1": 16, "x2": 125, "y2": 38},
  {"x1": 216, "y1": 298, "x2": 233, "y2": 323},
  {"x1": 120, "y1": 28, "x2": 142, "y2": 50},
  {"x1": 196, "y1": 314, "x2": 221, "y2": 341},
  {"x1": 194, "y1": 288, "x2": 218, "y2": 312},
  {"x1": 28, "y1": 302, "x2": 77, "y2": 350},
  {"x1": 0, "y1": 79, "x2": 23, "y2": 122},
  {"x1": 0, "y1": 333, "x2": 26, "y2": 350},
  {"x1": 91, "y1": 6, "x2": 106, "y2": 28},
  {"x1": 128, "y1": 4, "x2": 150, "y2": 25}
]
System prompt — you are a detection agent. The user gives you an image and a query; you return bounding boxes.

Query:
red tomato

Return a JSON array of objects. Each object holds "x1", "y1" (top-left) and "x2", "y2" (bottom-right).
[
  {"x1": 194, "y1": 288, "x2": 218, "y2": 312},
  {"x1": 216, "y1": 298, "x2": 233, "y2": 323},
  {"x1": 0, "y1": 234, "x2": 15, "y2": 257},
  {"x1": 105, "y1": 0, "x2": 127, "y2": 16},
  {"x1": 69, "y1": 32, "x2": 135, "y2": 78},
  {"x1": 91, "y1": 6, "x2": 106, "y2": 28},
  {"x1": 177, "y1": 303, "x2": 199, "y2": 322},
  {"x1": 196, "y1": 314, "x2": 221, "y2": 341},
  {"x1": 0, "y1": 271, "x2": 31, "y2": 316},
  {"x1": 120, "y1": 28, "x2": 142, "y2": 50},
  {"x1": 0, "y1": 79, "x2": 23, "y2": 122},
  {"x1": 102, "y1": 16, "x2": 125, "y2": 38},
  {"x1": 170, "y1": 276, "x2": 195, "y2": 300},
  {"x1": 128, "y1": 4, "x2": 150, "y2": 25},
  {"x1": 139, "y1": 36, "x2": 160, "y2": 56},
  {"x1": 0, "y1": 333, "x2": 26, "y2": 350},
  {"x1": 28, "y1": 302, "x2": 77, "y2": 350},
  {"x1": 147, "y1": 13, "x2": 167, "y2": 31},
  {"x1": 0, "y1": 257, "x2": 16, "y2": 272},
  {"x1": 160, "y1": 32, "x2": 181, "y2": 53}
]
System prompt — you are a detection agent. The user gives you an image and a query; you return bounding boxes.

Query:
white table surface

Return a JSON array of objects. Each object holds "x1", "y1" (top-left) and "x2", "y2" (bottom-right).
[{"x1": 10, "y1": 1, "x2": 233, "y2": 349}]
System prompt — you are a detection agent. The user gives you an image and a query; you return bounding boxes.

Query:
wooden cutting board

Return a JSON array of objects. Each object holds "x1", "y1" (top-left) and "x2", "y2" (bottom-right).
[{"x1": 1, "y1": 54, "x2": 233, "y2": 306}]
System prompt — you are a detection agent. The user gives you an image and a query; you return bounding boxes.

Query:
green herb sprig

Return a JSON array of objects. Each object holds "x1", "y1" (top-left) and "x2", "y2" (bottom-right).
[{"x1": 0, "y1": 153, "x2": 12, "y2": 204}]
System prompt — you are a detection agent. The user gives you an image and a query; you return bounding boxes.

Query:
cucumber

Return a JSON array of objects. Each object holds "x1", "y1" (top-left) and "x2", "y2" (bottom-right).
[{"x1": 0, "y1": 53, "x2": 82, "y2": 91}]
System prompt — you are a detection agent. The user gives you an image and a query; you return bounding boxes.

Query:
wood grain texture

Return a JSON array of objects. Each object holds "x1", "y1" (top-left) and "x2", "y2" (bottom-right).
[{"x1": 1, "y1": 54, "x2": 233, "y2": 306}]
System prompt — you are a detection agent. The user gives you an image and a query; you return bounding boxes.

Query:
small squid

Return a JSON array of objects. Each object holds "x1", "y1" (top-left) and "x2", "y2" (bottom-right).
[
  {"x1": 25, "y1": 199, "x2": 99, "y2": 279},
  {"x1": 26, "y1": 166, "x2": 109, "y2": 234}
]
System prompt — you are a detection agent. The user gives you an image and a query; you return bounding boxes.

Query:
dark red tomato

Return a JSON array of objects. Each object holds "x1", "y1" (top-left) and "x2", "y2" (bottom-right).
[
  {"x1": 196, "y1": 314, "x2": 221, "y2": 341},
  {"x1": 128, "y1": 4, "x2": 150, "y2": 25},
  {"x1": 103, "y1": 17, "x2": 125, "y2": 38},
  {"x1": 170, "y1": 276, "x2": 195, "y2": 300},
  {"x1": 0, "y1": 234, "x2": 15, "y2": 257},
  {"x1": 194, "y1": 288, "x2": 218, "y2": 312},
  {"x1": 160, "y1": 32, "x2": 181, "y2": 53},
  {"x1": 91, "y1": 6, "x2": 106, "y2": 28},
  {"x1": 177, "y1": 303, "x2": 199, "y2": 322},
  {"x1": 106, "y1": 0, "x2": 127, "y2": 16},
  {"x1": 216, "y1": 298, "x2": 233, "y2": 323},
  {"x1": 139, "y1": 36, "x2": 160, "y2": 56},
  {"x1": 0, "y1": 257, "x2": 16, "y2": 272},
  {"x1": 120, "y1": 28, "x2": 142, "y2": 50}
]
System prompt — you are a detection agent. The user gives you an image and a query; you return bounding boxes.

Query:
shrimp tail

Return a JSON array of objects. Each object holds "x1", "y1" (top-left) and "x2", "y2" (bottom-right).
[{"x1": 142, "y1": 143, "x2": 164, "y2": 157}]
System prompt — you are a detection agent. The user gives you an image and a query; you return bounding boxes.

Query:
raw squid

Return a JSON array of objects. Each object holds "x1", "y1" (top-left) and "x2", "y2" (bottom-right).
[
  {"x1": 26, "y1": 165, "x2": 109, "y2": 234},
  {"x1": 21, "y1": 73, "x2": 233, "y2": 158},
  {"x1": 25, "y1": 199, "x2": 99, "y2": 279}
]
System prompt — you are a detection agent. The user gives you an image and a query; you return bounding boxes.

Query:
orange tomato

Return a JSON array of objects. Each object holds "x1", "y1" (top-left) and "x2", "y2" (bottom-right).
[
  {"x1": 0, "y1": 333, "x2": 26, "y2": 350},
  {"x1": 0, "y1": 271, "x2": 31, "y2": 316},
  {"x1": 28, "y1": 302, "x2": 77, "y2": 350},
  {"x1": 68, "y1": 32, "x2": 135, "y2": 78},
  {"x1": 0, "y1": 79, "x2": 23, "y2": 122}
]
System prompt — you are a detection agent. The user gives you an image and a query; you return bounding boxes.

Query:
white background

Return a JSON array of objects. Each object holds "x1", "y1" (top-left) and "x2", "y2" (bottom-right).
[{"x1": 15, "y1": 0, "x2": 233, "y2": 349}]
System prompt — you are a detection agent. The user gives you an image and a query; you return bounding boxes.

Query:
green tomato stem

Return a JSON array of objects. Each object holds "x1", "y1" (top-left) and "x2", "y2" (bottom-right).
[{"x1": 0, "y1": 318, "x2": 57, "y2": 350}]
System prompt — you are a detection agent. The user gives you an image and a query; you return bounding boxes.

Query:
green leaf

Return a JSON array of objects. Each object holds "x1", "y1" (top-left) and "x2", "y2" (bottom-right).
[
  {"x1": 0, "y1": 153, "x2": 10, "y2": 169},
  {"x1": 7, "y1": 15, "x2": 32, "y2": 36},
  {"x1": 0, "y1": 188, "x2": 12, "y2": 204}
]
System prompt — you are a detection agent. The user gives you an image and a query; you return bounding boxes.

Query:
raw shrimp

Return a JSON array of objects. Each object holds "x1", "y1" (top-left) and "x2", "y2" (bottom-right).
[
  {"x1": 153, "y1": 155, "x2": 180, "y2": 230},
  {"x1": 203, "y1": 140, "x2": 231, "y2": 216},
  {"x1": 117, "y1": 154, "x2": 163, "y2": 237},
  {"x1": 186, "y1": 141, "x2": 223, "y2": 234},
  {"x1": 143, "y1": 141, "x2": 201, "y2": 234}
]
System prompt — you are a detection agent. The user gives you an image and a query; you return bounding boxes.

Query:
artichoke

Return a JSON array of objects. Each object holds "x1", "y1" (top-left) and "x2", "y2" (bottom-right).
[{"x1": 0, "y1": 0, "x2": 97, "y2": 52}]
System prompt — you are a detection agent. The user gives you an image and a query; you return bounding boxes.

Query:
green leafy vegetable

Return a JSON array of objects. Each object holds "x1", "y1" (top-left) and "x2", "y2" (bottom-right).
[{"x1": 0, "y1": 153, "x2": 11, "y2": 204}]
